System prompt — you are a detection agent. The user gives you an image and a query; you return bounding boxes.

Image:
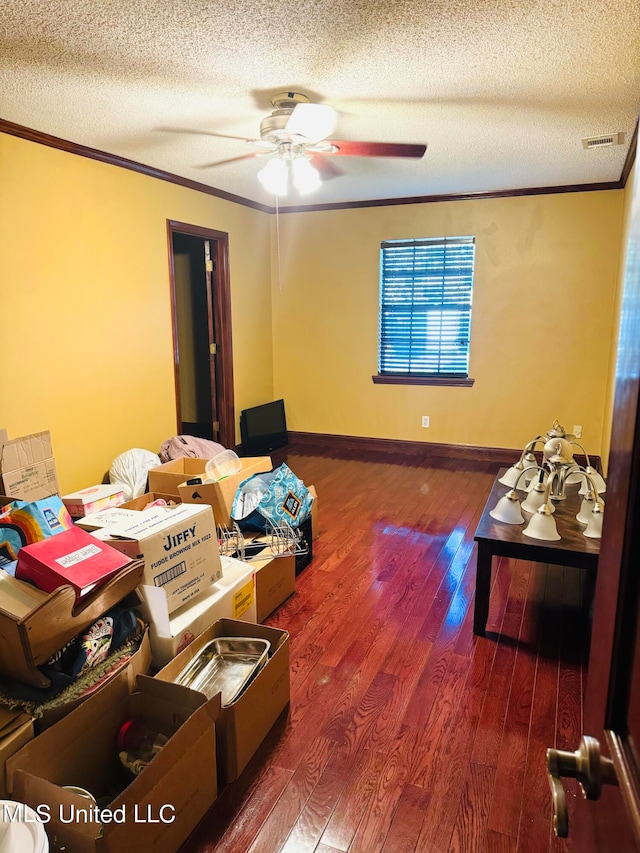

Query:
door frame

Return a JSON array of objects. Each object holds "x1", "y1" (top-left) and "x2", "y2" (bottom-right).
[
  {"x1": 573, "y1": 134, "x2": 640, "y2": 849},
  {"x1": 167, "y1": 220, "x2": 235, "y2": 450}
]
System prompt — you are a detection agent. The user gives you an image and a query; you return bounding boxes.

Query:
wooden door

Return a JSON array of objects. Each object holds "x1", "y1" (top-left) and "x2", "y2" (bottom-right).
[
  {"x1": 547, "y1": 139, "x2": 640, "y2": 849},
  {"x1": 167, "y1": 221, "x2": 235, "y2": 450}
]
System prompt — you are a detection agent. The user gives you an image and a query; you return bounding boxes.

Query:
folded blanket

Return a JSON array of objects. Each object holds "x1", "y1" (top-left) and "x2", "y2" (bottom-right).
[{"x1": 0, "y1": 607, "x2": 145, "y2": 709}]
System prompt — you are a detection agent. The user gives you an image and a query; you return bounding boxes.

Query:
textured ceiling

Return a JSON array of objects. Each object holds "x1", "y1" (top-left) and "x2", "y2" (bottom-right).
[{"x1": 2, "y1": 0, "x2": 639, "y2": 209}]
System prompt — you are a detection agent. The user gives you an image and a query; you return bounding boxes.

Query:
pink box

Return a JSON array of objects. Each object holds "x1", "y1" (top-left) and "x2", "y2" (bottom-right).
[{"x1": 62, "y1": 484, "x2": 125, "y2": 518}]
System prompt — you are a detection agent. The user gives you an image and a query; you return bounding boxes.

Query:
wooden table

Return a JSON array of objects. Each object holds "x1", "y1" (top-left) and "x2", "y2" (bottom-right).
[{"x1": 473, "y1": 469, "x2": 600, "y2": 636}]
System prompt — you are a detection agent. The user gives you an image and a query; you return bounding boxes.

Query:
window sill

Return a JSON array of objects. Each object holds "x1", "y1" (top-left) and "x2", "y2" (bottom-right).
[{"x1": 372, "y1": 374, "x2": 475, "y2": 387}]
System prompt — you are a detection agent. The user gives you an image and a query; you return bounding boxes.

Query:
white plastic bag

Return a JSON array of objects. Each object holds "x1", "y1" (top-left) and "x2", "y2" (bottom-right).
[{"x1": 109, "y1": 448, "x2": 161, "y2": 500}]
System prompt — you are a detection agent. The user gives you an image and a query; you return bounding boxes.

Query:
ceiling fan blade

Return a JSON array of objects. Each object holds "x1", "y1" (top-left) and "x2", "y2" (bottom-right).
[
  {"x1": 285, "y1": 103, "x2": 337, "y2": 143},
  {"x1": 194, "y1": 153, "x2": 258, "y2": 169},
  {"x1": 327, "y1": 140, "x2": 427, "y2": 158},
  {"x1": 309, "y1": 154, "x2": 344, "y2": 180},
  {"x1": 155, "y1": 126, "x2": 255, "y2": 143}
]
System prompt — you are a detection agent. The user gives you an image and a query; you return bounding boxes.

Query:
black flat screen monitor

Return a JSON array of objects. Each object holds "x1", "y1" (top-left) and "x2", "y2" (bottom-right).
[{"x1": 240, "y1": 398, "x2": 288, "y2": 455}]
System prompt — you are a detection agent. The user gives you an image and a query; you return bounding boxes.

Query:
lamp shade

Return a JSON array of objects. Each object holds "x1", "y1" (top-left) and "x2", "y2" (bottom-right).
[
  {"x1": 522, "y1": 455, "x2": 539, "y2": 483},
  {"x1": 521, "y1": 483, "x2": 555, "y2": 514},
  {"x1": 292, "y1": 157, "x2": 321, "y2": 194},
  {"x1": 285, "y1": 103, "x2": 337, "y2": 143},
  {"x1": 489, "y1": 490, "x2": 525, "y2": 524},
  {"x1": 576, "y1": 492, "x2": 602, "y2": 524},
  {"x1": 257, "y1": 157, "x2": 288, "y2": 195},
  {"x1": 498, "y1": 464, "x2": 527, "y2": 489},
  {"x1": 523, "y1": 504, "x2": 560, "y2": 540},
  {"x1": 565, "y1": 465, "x2": 584, "y2": 485},
  {"x1": 526, "y1": 469, "x2": 547, "y2": 492},
  {"x1": 583, "y1": 502, "x2": 604, "y2": 538},
  {"x1": 579, "y1": 467, "x2": 606, "y2": 495}
]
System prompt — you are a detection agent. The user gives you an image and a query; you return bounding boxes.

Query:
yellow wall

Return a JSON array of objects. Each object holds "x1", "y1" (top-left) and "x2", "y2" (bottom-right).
[
  {"x1": 601, "y1": 160, "x2": 637, "y2": 472},
  {"x1": 0, "y1": 132, "x2": 273, "y2": 493},
  {"x1": 0, "y1": 129, "x2": 629, "y2": 493},
  {"x1": 271, "y1": 191, "x2": 625, "y2": 458}
]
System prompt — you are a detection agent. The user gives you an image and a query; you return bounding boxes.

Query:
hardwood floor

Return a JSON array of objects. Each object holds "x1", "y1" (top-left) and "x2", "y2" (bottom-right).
[{"x1": 180, "y1": 446, "x2": 591, "y2": 853}]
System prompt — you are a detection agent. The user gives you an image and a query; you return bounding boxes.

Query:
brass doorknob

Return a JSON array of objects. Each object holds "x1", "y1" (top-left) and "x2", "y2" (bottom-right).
[{"x1": 546, "y1": 735, "x2": 618, "y2": 837}]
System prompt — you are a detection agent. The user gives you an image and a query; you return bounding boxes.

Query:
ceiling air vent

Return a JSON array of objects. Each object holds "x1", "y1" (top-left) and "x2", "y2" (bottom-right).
[{"x1": 582, "y1": 132, "x2": 625, "y2": 150}]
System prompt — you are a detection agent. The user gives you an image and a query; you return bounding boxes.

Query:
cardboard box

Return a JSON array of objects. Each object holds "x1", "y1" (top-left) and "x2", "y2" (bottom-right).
[
  {"x1": 0, "y1": 430, "x2": 59, "y2": 501},
  {"x1": 16, "y1": 525, "x2": 133, "y2": 604},
  {"x1": 76, "y1": 498, "x2": 181, "y2": 533},
  {"x1": 62, "y1": 484, "x2": 125, "y2": 518},
  {"x1": 0, "y1": 561, "x2": 145, "y2": 688},
  {"x1": 175, "y1": 456, "x2": 273, "y2": 526},
  {"x1": 147, "y1": 458, "x2": 210, "y2": 497},
  {"x1": 157, "y1": 618, "x2": 289, "y2": 783},
  {"x1": 76, "y1": 506, "x2": 152, "y2": 531},
  {"x1": 137, "y1": 555, "x2": 257, "y2": 669},
  {"x1": 237, "y1": 536, "x2": 295, "y2": 622},
  {"x1": 91, "y1": 504, "x2": 222, "y2": 615},
  {"x1": 0, "y1": 709, "x2": 35, "y2": 798},
  {"x1": 252, "y1": 553, "x2": 295, "y2": 622},
  {"x1": 8, "y1": 672, "x2": 220, "y2": 853},
  {"x1": 309, "y1": 484, "x2": 319, "y2": 540},
  {"x1": 120, "y1": 492, "x2": 181, "y2": 511}
]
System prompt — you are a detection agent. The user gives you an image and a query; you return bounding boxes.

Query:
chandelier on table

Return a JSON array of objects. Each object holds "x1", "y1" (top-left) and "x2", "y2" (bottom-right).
[{"x1": 489, "y1": 420, "x2": 606, "y2": 541}]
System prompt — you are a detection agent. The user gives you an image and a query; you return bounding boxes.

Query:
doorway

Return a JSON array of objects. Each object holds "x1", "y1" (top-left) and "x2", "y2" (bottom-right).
[
  {"x1": 167, "y1": 221, "x2": 235, "y2": 450},
  {"x1": 549, "y1": 135, "x2": 640, "y2": 849}
]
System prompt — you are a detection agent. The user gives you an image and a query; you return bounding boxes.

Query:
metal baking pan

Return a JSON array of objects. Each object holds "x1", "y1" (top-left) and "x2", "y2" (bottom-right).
[{"x1": 173, "y1": 637, "x2": 271, "y2": 706}]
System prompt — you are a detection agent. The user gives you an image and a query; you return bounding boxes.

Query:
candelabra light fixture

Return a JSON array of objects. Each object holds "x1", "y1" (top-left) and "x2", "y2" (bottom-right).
[
  {"x1": 490, "y1": 420, "x2": 606, "y2": 541},
  {"x1": 257, "y1": 143, "x2": 322, "y2": 196}
]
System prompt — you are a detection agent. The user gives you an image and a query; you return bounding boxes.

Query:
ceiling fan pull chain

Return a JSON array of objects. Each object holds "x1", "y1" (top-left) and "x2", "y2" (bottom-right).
[{"x1": 276, "y1": 194, "x2": 283, "y2": 295}]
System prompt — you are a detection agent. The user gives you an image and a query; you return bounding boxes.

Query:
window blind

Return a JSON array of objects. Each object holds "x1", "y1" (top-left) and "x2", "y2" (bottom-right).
[{"x1": 378, "y1": 236, "x2": 475, "y2": 376}]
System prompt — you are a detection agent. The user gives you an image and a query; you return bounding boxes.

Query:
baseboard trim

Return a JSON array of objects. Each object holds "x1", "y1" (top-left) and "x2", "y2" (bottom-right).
[
  {"x1": 280, "y1": 430, "x2": 602, "y2": 471},
  {"x1": 285, "y1": 431, "x2": 518, "y2": 463}
]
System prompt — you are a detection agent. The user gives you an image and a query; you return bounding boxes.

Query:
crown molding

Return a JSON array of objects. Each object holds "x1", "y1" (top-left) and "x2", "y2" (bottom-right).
[
  {"x1": 0, "y1": 118, "x2": 271, "y2": 212},
  {"x1": 2, "y1": 116, "x2": 633, "y2": 217}
]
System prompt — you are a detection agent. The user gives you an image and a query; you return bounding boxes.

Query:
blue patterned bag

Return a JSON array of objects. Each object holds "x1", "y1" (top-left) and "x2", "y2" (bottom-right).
[
  {"x1": 231, "y1": 463, "x2": 314, "y2": 532},
  {"x1": 0, "y1": 495, "x2": 74, "y2": 572}
]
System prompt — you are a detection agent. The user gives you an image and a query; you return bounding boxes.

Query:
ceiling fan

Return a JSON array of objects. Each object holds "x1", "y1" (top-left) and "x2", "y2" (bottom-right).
[{"x1": 191, "y1": 91, "x2": 428, "y2": 195}]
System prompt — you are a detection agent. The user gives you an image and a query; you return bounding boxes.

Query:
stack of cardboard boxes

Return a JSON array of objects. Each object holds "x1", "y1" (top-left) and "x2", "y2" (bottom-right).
[
  {"x1": 0, "y1": 431, "x2": 314, "y2": 851},
  {"x1": 0, "y1": 429, "x2": 59, "y2": 501},
  {"x1": 8, "y1": 615, "x2": 292, "y2": 853}
]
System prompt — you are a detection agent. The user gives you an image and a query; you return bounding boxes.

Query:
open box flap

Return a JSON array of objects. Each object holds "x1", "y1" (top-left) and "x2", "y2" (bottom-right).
[
  {"x1": 1, "y1": 432, "x2": 54, "y2": 473},
  {"x1": 8, "y1": 668, "x2": 219, "y2": 853},
  {"x1": 12, "y1": 770, "x2": 101, "y2": 845},
  {"x1": 135, "y1": 673, "x2": 221, "y2": 722},
  {"x1": 0, "y1": 707, "x2": 33, "y2": 739},
  {"x1": 75, "y1": 507, "x2": 152, "y2": 532},
  {"x1": 6, "y1": 673, "x2": 132, "y2": 791},
  {"x1": 136, "y1": 584, "x2": 171, "y2": 636}
]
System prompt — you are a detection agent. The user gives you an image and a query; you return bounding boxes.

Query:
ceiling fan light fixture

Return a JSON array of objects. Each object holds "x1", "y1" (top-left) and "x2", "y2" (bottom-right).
[
  {"x1": 257, "y1": 157, "x2": 288, "y2": 195},
  {"x1": 285, "y1": 103, "x2": 337, "y2": 144},
  {"x1": 292, "y1": 157, "x2": 321, "y2": 194}
]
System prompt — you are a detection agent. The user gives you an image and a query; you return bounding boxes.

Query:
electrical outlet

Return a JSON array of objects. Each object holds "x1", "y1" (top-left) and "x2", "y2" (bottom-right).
[
  {"x1": 573, "y1": 424, "x2": 583, "y2": 439},
  {"x1": 422, "y1": 416, "x2": 430, "y2": 428}
]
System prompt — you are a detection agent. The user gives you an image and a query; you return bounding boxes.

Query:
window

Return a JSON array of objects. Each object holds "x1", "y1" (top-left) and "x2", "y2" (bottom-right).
[{"x1": 375, "y1": 236, "x2": 476, "y2": 386}]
